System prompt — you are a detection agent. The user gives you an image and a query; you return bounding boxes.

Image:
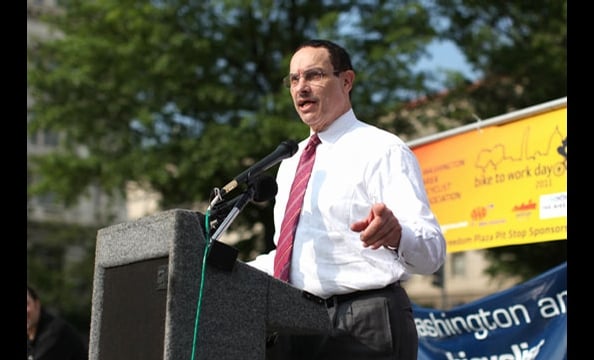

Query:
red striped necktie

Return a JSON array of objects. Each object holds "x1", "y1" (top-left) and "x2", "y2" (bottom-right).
[{"x1": 273, "y1": 134, "x2": 321, "y2": 282}]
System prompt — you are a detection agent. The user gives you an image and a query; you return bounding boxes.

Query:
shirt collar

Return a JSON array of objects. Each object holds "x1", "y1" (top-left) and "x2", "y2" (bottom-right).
[{"x1": 311, "y1": 108, "x2": 357, "y2": 145}]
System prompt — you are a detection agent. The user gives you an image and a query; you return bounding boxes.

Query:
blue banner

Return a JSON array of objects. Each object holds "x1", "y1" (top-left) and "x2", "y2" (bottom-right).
[{"x1": 414, "y1": 262, "x2": 567, "y2": 360}]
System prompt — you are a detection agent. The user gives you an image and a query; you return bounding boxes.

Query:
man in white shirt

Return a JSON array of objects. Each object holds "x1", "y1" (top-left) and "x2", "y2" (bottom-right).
[{"x1": 248, "y1": 39, "x2": 446, "y2": 360}]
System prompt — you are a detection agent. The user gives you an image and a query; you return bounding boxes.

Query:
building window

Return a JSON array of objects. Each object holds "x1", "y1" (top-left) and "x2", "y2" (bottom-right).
[
  {"x1": 451, "y1": 252, "x2": 466, "y2": 277},
  {"x1": 42, "y1": 129, "x2": 59, "y2": 147}
]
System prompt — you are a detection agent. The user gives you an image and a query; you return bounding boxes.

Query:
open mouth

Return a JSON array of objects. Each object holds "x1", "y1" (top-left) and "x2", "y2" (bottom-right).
[{"x1": 298, "y1": 99, "x2": 316, "y2": 109}]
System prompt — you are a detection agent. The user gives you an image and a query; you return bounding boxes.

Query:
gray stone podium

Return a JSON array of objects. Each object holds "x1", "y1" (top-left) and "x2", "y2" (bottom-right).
[{"x1": 88, "y1": 209, "x2": 332, "y2": 360}]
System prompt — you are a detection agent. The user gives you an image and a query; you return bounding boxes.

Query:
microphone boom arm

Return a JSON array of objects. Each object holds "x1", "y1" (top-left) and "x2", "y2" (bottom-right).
[{"x1": 210, "y1": 186, "x2": 255, "y2": 242}]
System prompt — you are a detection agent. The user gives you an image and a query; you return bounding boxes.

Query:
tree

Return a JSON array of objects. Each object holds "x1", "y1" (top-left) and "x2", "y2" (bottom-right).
[
  {"x1": 482, "y1": 240, "x2": 567, "y2": 281},
  {"x1": 433, "y1": 0, "x2": 566, "y2": 121},
  {"x1": 27, "y1": 221, "x2": 97, "y2": 335}
]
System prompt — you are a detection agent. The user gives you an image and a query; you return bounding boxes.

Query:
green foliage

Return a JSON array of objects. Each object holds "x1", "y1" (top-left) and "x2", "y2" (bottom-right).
[
  {"x1": 27, "y1": 221, "x2": 97, "y2": 335},
  {"x1": 483, "y1": 240, "x2": 567, "y2": 283},
  {"x1": 433, "y1": 0, "x2": 567, "y2": 120}
]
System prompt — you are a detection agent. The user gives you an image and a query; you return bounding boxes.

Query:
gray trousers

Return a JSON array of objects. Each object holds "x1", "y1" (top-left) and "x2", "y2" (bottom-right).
[{"x1": 266, "y1": 284, "x2": 418, "y2": 360}]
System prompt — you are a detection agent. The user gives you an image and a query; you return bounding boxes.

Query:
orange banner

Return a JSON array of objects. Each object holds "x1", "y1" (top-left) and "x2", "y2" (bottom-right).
[{"x1": 412, "y1": 104, "x2": 567, "y2": 253}]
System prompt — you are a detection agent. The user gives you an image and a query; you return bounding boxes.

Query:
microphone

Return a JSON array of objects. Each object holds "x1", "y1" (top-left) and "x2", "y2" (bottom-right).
[
  {"x1": 221, "y1": 140, "x2": 298, "y2": 197},
  {"x1": 207, "y1": 174, "x2": 278, "y2": 271}
]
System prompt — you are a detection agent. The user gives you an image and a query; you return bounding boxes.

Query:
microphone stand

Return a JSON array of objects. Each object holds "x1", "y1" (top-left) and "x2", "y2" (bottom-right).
[
  {"x1": 210, "y1": 186, "x2": 254, "y2": 242},
  {"x1": 206, "y1": 186, "x2": 256, "y2": 271}
]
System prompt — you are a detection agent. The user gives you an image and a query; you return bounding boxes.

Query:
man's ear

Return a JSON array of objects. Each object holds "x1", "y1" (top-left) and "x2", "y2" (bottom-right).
[{"x1": 344, "y1": 70, "x2": 355, "y2": 89}]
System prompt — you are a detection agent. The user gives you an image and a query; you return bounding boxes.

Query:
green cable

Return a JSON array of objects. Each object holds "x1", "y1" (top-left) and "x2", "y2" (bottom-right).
[{"x1": 190, "y1": 210, "x2": 212, "y2": 360}]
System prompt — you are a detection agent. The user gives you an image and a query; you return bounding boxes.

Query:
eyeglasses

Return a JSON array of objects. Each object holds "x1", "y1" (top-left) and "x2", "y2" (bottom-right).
[{"x1": 283, "y1": 68, "x2": 342, "y2": 88}]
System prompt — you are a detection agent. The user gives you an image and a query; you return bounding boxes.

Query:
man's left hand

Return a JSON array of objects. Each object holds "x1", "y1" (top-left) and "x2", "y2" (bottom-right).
[{"x1": 350, "y1": 203, "x2": 402, "y2": 250}]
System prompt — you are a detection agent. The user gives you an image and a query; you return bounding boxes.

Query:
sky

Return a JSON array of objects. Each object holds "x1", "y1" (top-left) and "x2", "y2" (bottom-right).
[{"x1": 416, "y1": 40, "x2": 481, "y2": 89}]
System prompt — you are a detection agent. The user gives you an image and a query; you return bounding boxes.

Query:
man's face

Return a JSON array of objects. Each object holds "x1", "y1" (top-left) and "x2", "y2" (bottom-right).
[
  {"x1": 27, "y1": 291, "x2": 40, "y2": 331},
  {"x1": 288, "y1": 46, "x2": 353, "y2": 133}
]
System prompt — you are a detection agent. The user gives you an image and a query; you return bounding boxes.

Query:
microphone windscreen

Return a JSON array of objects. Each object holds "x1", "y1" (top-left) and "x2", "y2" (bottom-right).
[
  {"x1": 282, "y1": 139, "x2": 299, "y2": 157},
  {"x1": 252, "y1": 174, "x2": 278, "y2": 202}
]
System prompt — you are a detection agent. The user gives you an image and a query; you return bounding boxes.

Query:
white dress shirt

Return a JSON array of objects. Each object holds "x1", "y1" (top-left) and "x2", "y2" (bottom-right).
[{"x1": 248, "y1": 109, "x2": 446, "y2": 298}]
